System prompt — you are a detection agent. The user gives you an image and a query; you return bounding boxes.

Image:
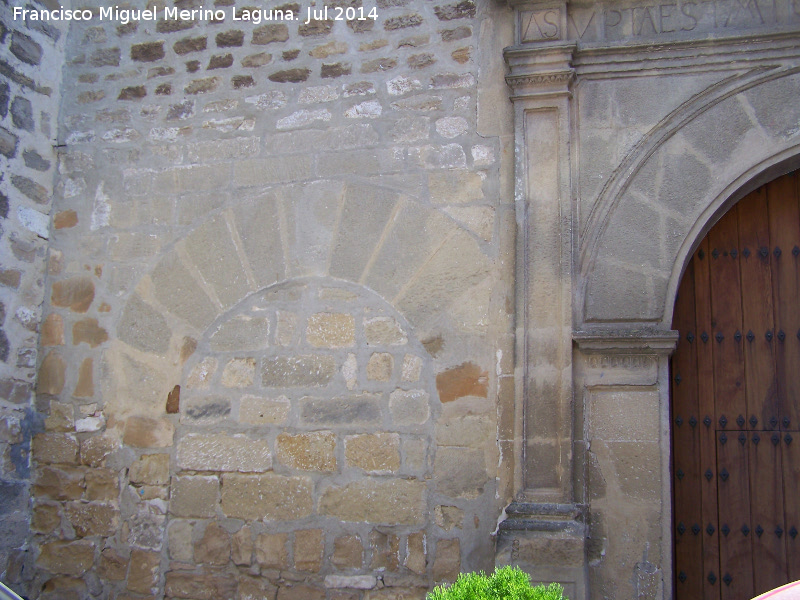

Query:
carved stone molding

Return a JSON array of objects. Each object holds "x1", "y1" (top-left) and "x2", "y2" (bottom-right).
[{"x1": 504, "y1": 43, "x2": 576, "y2": 99}]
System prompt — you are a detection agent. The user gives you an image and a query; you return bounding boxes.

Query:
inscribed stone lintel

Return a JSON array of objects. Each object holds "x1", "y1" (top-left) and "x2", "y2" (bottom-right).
[{"x1": 512, "y1": 0, "x2": 800, "y2": 46}]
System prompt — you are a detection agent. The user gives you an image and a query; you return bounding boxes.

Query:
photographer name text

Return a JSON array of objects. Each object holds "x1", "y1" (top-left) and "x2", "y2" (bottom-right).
[{"x1": 13, "y1": 5, "x2": 379, "y2": 26}]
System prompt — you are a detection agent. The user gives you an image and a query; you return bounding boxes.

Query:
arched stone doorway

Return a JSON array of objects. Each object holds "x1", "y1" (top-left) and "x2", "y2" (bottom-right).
[{"x1": 670, "y1": 168, "x2": 800, "y2": 599}]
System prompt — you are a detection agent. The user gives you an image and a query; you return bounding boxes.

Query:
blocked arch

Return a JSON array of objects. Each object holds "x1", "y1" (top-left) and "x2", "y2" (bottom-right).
[{"x1": 580, "y1": 66, "x2": 800, "y2": 325}]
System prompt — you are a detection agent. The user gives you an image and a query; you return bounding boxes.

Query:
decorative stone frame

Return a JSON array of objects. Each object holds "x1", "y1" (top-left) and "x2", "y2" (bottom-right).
[{"x1": 501, "y1": 1, "x2": 800, "y2": 597}]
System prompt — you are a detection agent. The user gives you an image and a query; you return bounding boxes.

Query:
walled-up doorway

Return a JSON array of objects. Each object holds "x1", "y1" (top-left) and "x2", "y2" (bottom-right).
[{"x1": 671, "y1": 169, "x2": 800, "y2": 599}]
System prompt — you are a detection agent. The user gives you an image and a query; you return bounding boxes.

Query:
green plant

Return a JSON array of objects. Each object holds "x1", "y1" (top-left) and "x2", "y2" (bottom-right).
[{"x1": 426, "y1": 566, "x2": 566, "y2": 600}]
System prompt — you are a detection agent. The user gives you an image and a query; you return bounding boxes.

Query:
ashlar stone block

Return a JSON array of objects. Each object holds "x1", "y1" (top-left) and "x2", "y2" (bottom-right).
[
  {"x1": 221, "y1": 473, "x2": 313, "y2": 520},
  {"x1": 345, "y1": 433, "x2": 400, "y2": 473},
  {"x1": 320, "y1": 478, "x2": 426, "y2": 525},
  {"x1": 276, "y1": 431, "x2": 337, "y2": 472},
  {"x1": 177, "y1": 433, "x2": 271, "y2": 472}
]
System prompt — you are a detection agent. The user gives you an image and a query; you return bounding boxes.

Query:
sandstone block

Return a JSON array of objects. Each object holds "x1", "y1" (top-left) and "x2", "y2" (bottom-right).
[
  {"x1": 221, "y1": 358, "x2": 256, "y2": 388},
  {"x1": 255, "y1": 532, "x2": 288, "y2": 568},
  {"x1": 332, "y1": 535, "x2": 363, "y2": 569},
  {"x1": 187, "y1": 357, "x2": 217, "y2": 389},
  {"x1": 345, "y1": 433, "x2": 400, "y2": 473},
  {"x1": 65, "y1": 502, "x2": 118, "y2": 537},
  {"x1": 210, "y1": 316, "x2": 269, "y2": 351},
  {"x1": 306, "y1": 313, "x2": 355, "y2": 348},
  {"x1": 129, "y1": 453, "x2": 170, "y2": 485},
  {"x1": 294, "y1": 529, "x2": 323, "y2": 572},
  {"x1": 195, "y1": 522, "x2": 231, "y2": 565},
  {"x1": 73, "y1": 358, "x2": 94, "y2": 399},
  {"x1": 269, "y1": 68, "x2": 311, "y2": 83},
  {"x1": 300, "y1": 394, "x2": 381, "y2": 427},
  {"x1": 123, "y1": 416, "x2": 174, "y2": 448},
  {"x1": 164, "y1": 572, "x2": 237, "y2": 600},
  {"x1": 72, "y1": 318, "x2": 108, "y2": 348},
  {"x1": 389, "y1": 389, "x2": 430, "y2": 426},
  {"x1": 433, "y1": 539, "x2": 460, "y2": 582},
  {"x1": 401, "y1": 355, "x2": 423, "y2": 382},
  {"x1": 118, "y1": 294, "x2": 170, "y2": 354},
  {"x1": 276, "y1": 431, "x2": 336, "y2": 472},
  {"x1": 365, "y1": 317, "x2": 407, "y2": 345},
  {"x1": 434, "y1": 447, "x2": 486, "y2": 499},
  {"x1": 320, "y1": 479, "x2": 425, "y2": 524},
  {"x1": 99, "y1": 548, "x2": 128, "y2": 581},
  {"x1": 33, "y1": 433, "x2": 79, "y2": 465},
  {"x1": 84, "y1": 468, "x2": 118, "y2": 501},
  {"x1": 174, "y1": 36, "x2": 207, "y2": 55},
  {"x1": 262, "y1": 354, "x2": 336, "y2": 387},
  {"x1": 435, "y1": 505, "x2": 463, "y2": 531},
  {"x1": 45, "y1": 401, "x2": 74, "y2": 432},
  {"x1": 277, "y1": 584, "x2": 326, "y2": 600},
  {"x1": 325, "y1": 575, "x2": 376, "y2": 589},
  {"x1": 37, "y1": 540, "x2": 94, "y2": 576},
  {"x1": 429, "y1": 170, "x2": 483, "y2": 204},
  {"x1": 406, "y1": 532, "x2": 426, "y2": 574},
  {"x1": 131, "y1": 41, "x2": 165, "y2": 61},
  {"x1": 367, "y1": 353, "x2": 394, "y2": 381},
  {"x1": 253, "y1": 24, "x2": 289, "y2": 44},
  {"x1": 170, "y1": 475, "x2": 218, "y2": 518},
  {"x1": 239, "y1": 395, "x2": 290, "y2": 425},
  {"x1": 232, "y1": 525, "x2": 253, "y2": 566},
  {"x1": 168, "y1": 520, "x2": 193, "y2": 562},
  {"x1": 370, "y1": 530, "x2": 399, "y2": 571},
  {"x1": 177, "y1": 434, "x2": 271, "y2": 472},
  {"x1": 32, "y1": 503, "x2": 61, "y2": 533},
  {"x1": 126, "y1": 548, "x2": 160, "y2": 595},
  {"x1": 80, "y1": 434, "x2": 118, "y2": 467},
  {"x1": 221, "y1": 473, "x2": 313, "y2": 520},
  {"x1": 31, "y1": 467, "x2": 86, "y2": 501},
  {"x1": 436, "y1": 416, "x2": 492, "y2": 447},
  {"x1": 37, "y1": 351, "x2": 66, "y2": 395},
  {"x1": 239, "y1": 575, "x2": 278, "y2": 600}
]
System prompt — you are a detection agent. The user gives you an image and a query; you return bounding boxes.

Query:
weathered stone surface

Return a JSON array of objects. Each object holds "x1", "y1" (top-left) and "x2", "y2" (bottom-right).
[
  {"x1": 118, "y1": 294, "x2": 170, "y2": 354},
  {"x1": 195, "y1": 522, "x2": 231, "y2": 565},
  {"x1": 406, "y1": 532, "x2": 426, "y2": 574},
  {"x1": 123, "y1": 417, "x2": 174, "y2": 448},
  {"x1": 73, "y1": 358, "x2": 94, "y2": 398},
  {"x1": 182, "y1": 395, "x2": 230, "y2": 423},
  {"x1": 53, "y1": 210, "x2": 78, "y2": 229},
  {"x1": 321, "y1": 62, "x2": 352, "y2": 78},
  {"x1": 300, "y1": 19, "x2": 334, "y2": 36},
  {"x1": 306, "y1": 313, "x2": 355, "y2": 348},
  {"x1": 33, "y1": 466, "x2": 84, "y2": 501},
  {"x1": 255, "y1": 532, "x2": 288, "y2": 568},
  {"x1": 84, "y1": 468, "x2": 118, "y2": 501},
  {"x1": 276, "y1": 431, "x2": 336, "y2": 472},
  {"x1": 429, "y1": 170, "x2": 482, "y2": 204},
  {"x1": 65, "y1": 502, "x2": 118, "y2": 537},
  {"x1": 367, "y1": 353, "x2": 394, "y2": 381},
  {"x1": 433, "y1": 538, "x2": 460, "y2": 582},
  {"x1": 80, "y1": 435, "x2": 118, "y2": 467},
  {"x1": 36, "y1": 351, "x2": 67, "y2": 396},
  {"x1": 99, "y1": 548, "x2": 128, "y2": 581},
  {"x1": 401, "y1": 355, "x2": 423, "y2": 382},
  {"x1": 221, "y1": 358, "x2": 256, "y2": 388},
  {"x1": 210, "y1": 316, "x2": 269, "y2": 351},
  {"x1": 435, "y1": 362, "x2": 488, "y2": 403},
  {"x1": 126, "y1": 548, "x2": 160, "y2": 594},
  {"x1": 277, "y1": 584, "x2": 326, "y2": 600},
  {"x1": 231, "y1": 525, "x2": 253, "y2": 566},
  {"x1": 164, "y1": 571, "x2": 237, "y2": 600},
  {"x1": 436, "y1": 415, "x2": 492, "y2": 447},
  {"x1": 72, "y1": 318, "x2": 108, "y2": 348},
  {"x1": 239, "y1": 574, "x2": 278, "y2": 600},
  {"x1": 216, "y1": 29, "x2": 244, "y2": 47},
  {"x1": 269, "y1": 68, "x2": 311, "y2": 83},
  {"x1": 385, "y1": 14, "x2": 424, "y2": 29},
  {"x1": 32, "y1": 503, "x2": 61, "y2": 533},
  {"x1": 187, "y1": 357, "x2": 217, "y2": 389},
  {"x1": 253, "y1": 24, "x2": 289, "y2": 44},
  {"x1": 131, "y1": 41, "x2": 165, "y2": 61},
  {"x1": 262, "y1": 355, "x2": 336, "y2": 387},
  {"x1": 294, "y1": 529, "x2": 323, "y2": 572},
  {"x1": 370, "y1": 530, "x2": 400, "y2": 571},
  {"x1": 37, "y1": 540, "x2": 95, "y2": 576},
  {"x1": 345, "y1": 433, "x2": 400, "y2": 473},
  {"x1": 51, "y1": 277, "x2": 94, "y2": 313},
  {"x1": 44, "y1": 401, "x2": 73, "y2": 435},
  {"x1": 33, "y1": 433, "x2": 79, "y2": 464},
  {"x1": 221, "y1": 473, "x2": 313, "y2": 520},
  {"x1": 0, "y1": 127, "x2": 18, "y2": 158},
  {"x1": 177, "y1": 434, "x2": 271, "y2": 472},
  {"x1": 332, "y1": 535, "x2": 363, "y2": 569},
  {"x1": 129, "y1": 453, "x2": 170, "y2": 485},
  {"x1": 239, "y1": 395, "x2": 289, "y2": 425},
  {"x1": 11, "y1": 32, "x2": 42, "y2": 65},
  {"x1": 364, "y1": 317, "x2": 407, "y2": 345},
  {"x1": 388, "y1": 389, "x2": 430, "y2": 426},
  {"x1": 168, "y1": 520, "x2": 193, "y2": 562},
  {"x1": 434, "y1": 447, "x2": 485, "y2": 499},
  {"x1": 320, "y1": 479, "x2": 425, "y2": 524},
  {"x1": 300, "y1": 394, "x2": 381, "y2": 427}
]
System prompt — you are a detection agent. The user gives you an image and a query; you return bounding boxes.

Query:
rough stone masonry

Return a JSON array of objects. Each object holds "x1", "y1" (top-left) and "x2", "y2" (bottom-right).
[{"x1": 0, "y1": 0, "x2": 517, "y2": 598}]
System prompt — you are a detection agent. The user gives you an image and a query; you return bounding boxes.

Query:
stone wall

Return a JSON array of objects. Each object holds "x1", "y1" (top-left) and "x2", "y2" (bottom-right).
[
  {"x1": 0, "y1": 1, "x2": 68, "y2": 586},
  {"x1": 14, "y1": 1, "x2": 515, "y2": 598}
]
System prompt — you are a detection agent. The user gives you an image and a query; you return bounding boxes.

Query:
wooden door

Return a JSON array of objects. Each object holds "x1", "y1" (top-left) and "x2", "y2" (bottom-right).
[{"x1": 671, "y1": 169, "x2": 800, "y2": 600}]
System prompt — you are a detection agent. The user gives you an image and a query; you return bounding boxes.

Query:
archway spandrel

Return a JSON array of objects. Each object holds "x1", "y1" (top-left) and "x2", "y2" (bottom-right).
[{"x1": 582, "y1": 70, "x2": 800, "y2": 325}]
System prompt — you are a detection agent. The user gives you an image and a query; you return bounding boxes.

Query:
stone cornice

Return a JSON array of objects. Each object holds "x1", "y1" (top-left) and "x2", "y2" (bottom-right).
[{"x1": 573, "y1": 328, "x2": 679, "y2": 354}]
